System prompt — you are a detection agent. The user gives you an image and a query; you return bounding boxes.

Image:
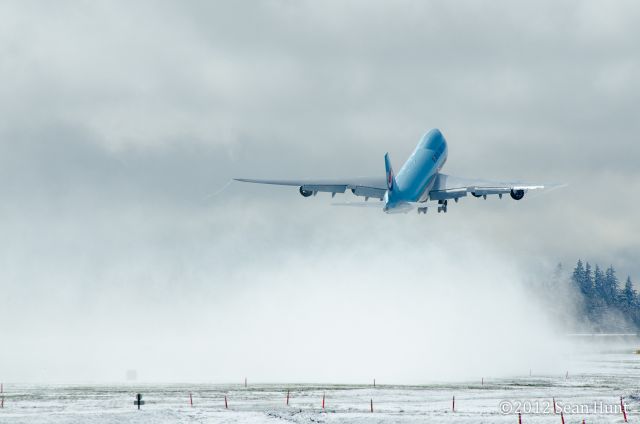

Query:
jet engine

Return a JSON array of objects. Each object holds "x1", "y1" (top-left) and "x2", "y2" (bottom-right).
[
  {"x1": 510, "y1": 189, "x2": 525, "y2": 200},
  {"x1": 299, "y1": 187, "x2": 313, "y2": 197}
]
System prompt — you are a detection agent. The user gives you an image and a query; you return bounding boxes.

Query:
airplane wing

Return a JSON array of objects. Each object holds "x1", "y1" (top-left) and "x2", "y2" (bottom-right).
[
  {"x1": 429, "y1": 173, "x2": 556, "y2": 201},
  {"x1": 234, "y1": 177, "x2": 387, "y2": 200}
]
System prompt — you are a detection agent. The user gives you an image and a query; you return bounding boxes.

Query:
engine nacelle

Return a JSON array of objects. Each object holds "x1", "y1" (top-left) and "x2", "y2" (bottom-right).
[
  {"x1": 299, "y1": 187, "x2": 313, "y2": 197},
  {"x1": 510, "y1": 189, "x2": 525, "y2": 200}
]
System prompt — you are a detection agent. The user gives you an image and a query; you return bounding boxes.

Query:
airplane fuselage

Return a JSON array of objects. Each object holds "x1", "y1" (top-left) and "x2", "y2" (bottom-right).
[{"x1": 384, "y1": 129, "x2": 448, "y2": 213}]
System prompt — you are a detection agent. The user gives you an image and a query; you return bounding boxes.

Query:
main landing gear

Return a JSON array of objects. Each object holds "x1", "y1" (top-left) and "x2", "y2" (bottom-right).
[{"x1": 418, "y1": 200, "x2": 448, "y2": 215}]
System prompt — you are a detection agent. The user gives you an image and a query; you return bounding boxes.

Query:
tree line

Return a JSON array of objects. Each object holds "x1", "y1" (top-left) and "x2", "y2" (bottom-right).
[{"x1": 571, "y1": 259, "x2": 639, "y2": 330}]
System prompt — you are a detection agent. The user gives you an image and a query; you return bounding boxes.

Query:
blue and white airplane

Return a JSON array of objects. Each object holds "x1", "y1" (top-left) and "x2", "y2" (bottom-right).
[{"x1": 235, "y1": 129, "x2": 552, "y2": 214}]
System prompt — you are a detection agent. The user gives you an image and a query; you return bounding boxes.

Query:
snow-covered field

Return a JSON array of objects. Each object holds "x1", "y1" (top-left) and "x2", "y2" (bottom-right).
[{"x1": 2, "y1": 343, "x2": 639, "y2": 423}]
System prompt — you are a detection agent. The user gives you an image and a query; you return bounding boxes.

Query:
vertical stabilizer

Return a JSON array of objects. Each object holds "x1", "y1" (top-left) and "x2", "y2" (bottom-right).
[{"x1": 384, "y1": 153, "x2": 396, "y2": 192}]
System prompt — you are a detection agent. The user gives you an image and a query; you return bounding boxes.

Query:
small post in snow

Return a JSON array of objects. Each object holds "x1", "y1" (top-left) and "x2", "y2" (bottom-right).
[
  {"x1": 134, "y1": 393, "x2": 145, "y2": 410},
  {"x1": 621, "y1": 396, "x2": 628, "y2": 423}
]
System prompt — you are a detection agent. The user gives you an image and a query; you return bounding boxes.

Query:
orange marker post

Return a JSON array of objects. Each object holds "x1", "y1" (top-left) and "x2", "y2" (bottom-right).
[
  {"x1": 621, "y1": 397, "x2": 628, "y2": 423},
  {"x1": 322, "y1": 393, "x2": 325, "y2": 409}
]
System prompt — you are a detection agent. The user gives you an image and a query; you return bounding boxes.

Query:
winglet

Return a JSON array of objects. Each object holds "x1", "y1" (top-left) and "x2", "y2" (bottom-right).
[{"x1": 384, "y1": 153, "x2": 396, "y2": 191}]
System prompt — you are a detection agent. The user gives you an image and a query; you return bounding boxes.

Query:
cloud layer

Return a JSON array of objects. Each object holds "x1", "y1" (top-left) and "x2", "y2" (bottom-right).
[{"x1": 0, "y1": 0, "x2": 638, "y2": 382}]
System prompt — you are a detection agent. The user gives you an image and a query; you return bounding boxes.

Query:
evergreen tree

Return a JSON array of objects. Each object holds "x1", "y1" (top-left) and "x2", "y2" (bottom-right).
[
  {"x1": 588, "y1": 264, "x2": 606, "y2": 321},
  {"x1": 584, "y1": 262, "x2": 593, "y2": 294},
  {"x1": 621, "y1": 277, "x2": 637, "y2": 308},
  {"x1": 568, "y1": 260, "x2": 640, "y2": 330},
  {"x1": 594, "y1": 265, "x2": 605, "y2": 299},
  {"x1": 604, "y1": 266, "x2": 620, "y2": 306},
  {"x1": 572, "y1": 260, "x2": 585, "y2": 293},
  {"x1": 620, "y1": 276, "x2": 639, "y2": 327},
  {"x1": 554, "y1": 262, "x2": 563, "y2": 279}
]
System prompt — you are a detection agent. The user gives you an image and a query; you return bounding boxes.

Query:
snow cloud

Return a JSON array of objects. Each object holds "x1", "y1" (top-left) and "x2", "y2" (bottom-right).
[{"x1": 0, "y1": 0, "x2": 637, "y2": 382}]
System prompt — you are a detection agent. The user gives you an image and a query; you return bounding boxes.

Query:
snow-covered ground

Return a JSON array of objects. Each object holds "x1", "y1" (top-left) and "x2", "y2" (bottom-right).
[{"x1": 2, "y1": 343, "x2": 639, "y2": 423}]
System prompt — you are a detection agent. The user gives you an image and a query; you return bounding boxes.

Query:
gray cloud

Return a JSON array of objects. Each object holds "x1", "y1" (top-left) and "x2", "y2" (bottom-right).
[{"x1": 0, "y1": 0, "x2": 639, "y2": 382}]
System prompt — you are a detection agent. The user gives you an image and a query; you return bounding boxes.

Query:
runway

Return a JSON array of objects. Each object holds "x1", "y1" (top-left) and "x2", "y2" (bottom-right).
[{"x1": 1, "y1": 345, "x2": 638, "y2": 423}]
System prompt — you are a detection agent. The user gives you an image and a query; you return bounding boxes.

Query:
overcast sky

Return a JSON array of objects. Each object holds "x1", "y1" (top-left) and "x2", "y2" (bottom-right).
[{"x1": 1, "y1": 1, "x2": 639, "y2": 383}]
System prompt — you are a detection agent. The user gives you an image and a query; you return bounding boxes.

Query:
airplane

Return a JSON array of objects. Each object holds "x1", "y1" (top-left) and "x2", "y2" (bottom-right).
[{"x1": 235, "y1": 129, "x2": 556, "y2": 214}]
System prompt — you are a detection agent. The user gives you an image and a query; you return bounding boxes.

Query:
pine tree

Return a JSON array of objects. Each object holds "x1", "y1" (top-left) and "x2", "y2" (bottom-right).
[
  {"x1": 620, "y1": 277, "x2": 639, "y2": 327},
  {"x1": 604, "y1": 266, "x2": 619, "y2": 306},
  {"x1": 554, "y1": 262, "x2": 563, "y2": 280},
  {"x1": 567, "y1": 260, "x2": 640, "y2": 330},
  {"x1": 621, "y1": 277, "x2": 637, "y2": 309},
  {"x1": 584, "y1": 262, "x2": 593, "y2": 296},
  {"x1": 588, "y1": 264, "x2": 606, "y2": 321},
  {"x1": 594, "y1": 265, "x2": 605, "y2": 299},
  {"x1": 572, "y1": 260, "x2": 585, "y2": 293}
]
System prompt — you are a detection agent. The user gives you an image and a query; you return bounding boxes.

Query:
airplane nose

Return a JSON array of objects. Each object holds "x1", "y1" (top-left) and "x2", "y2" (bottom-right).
[{"x1": 419, "y1": 128, "x2": 443, "y2": 149}]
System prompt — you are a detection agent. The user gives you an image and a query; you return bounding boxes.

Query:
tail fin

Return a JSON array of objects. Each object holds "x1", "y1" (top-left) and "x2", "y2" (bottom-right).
[{"x1": 384, "y1": 153, "x2": 396, "y2": 191}]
